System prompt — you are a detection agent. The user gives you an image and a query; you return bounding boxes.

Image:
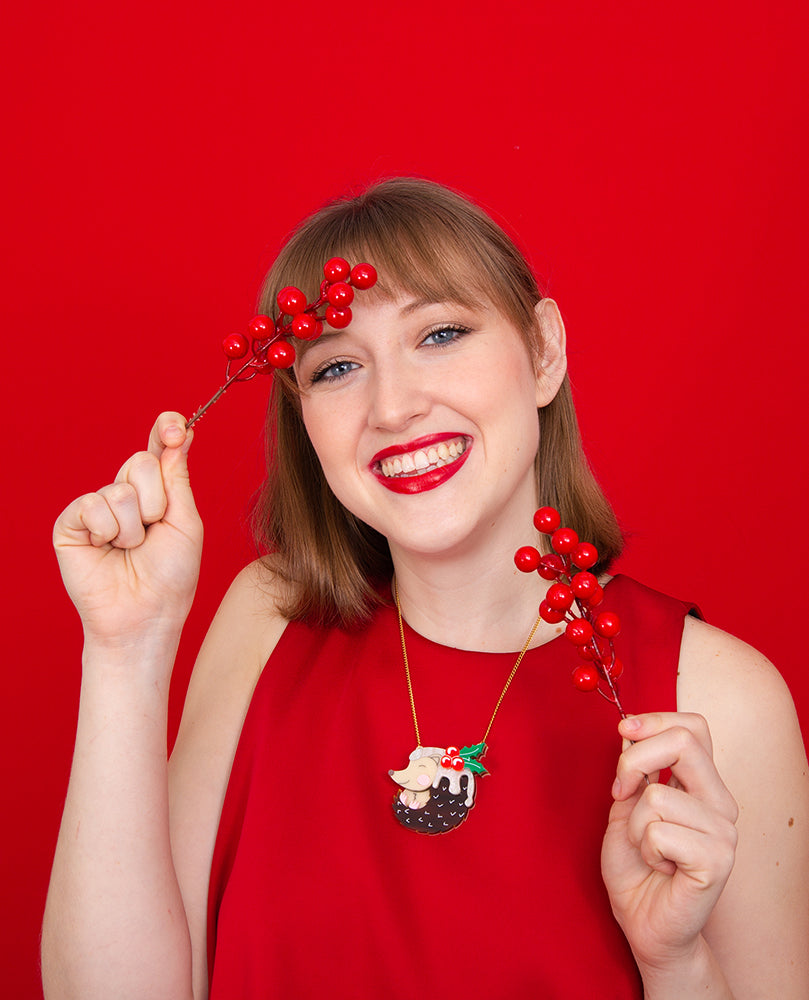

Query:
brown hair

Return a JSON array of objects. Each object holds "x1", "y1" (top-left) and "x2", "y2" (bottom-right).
[{"x1": 251, "y1": 178, "x2": 622, "y2": 628}]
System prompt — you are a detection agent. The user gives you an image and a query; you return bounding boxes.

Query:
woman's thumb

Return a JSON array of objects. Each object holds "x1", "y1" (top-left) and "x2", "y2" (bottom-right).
[{"x1": 159, "y1": 430, "x2": 199, "y2": 521}]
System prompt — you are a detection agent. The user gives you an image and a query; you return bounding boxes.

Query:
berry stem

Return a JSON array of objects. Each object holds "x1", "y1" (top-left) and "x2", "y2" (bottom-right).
[{"x1": 186, "y1": 355, "x2": 260, "y2": 427}]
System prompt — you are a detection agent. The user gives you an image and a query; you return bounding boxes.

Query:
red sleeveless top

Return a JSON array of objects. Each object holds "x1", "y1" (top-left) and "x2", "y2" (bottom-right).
[{"x1": 208, "y1": 575, "x2": 696, "y2": 998}]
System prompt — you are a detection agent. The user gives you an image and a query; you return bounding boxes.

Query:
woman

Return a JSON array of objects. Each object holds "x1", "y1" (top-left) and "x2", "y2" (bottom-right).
[{"x1": 42, "y1": 179, "x2": 809, "y2": 998}]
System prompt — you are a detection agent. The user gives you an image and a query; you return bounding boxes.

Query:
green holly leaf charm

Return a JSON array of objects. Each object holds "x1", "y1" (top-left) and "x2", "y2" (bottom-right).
[{"x1": 460, "y1": 742, "x2": 489, "y2": 776}]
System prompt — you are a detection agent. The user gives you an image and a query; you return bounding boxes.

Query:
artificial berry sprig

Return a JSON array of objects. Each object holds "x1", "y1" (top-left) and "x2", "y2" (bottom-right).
[
  {"x1": 186, "y1": 257, "x2": 377, "y2": 427},
  {"x1": 514, "y1": 507, "x2": 628, "y2": 717}
]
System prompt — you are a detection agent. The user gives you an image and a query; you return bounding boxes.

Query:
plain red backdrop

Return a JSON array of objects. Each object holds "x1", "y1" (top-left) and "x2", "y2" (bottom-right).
[{"x1": 3, "y1": 2, "x2": 807, "y2": 996}]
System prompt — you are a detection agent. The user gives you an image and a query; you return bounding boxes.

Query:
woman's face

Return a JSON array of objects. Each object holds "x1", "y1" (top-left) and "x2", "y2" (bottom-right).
[{"x1": 295, "y1": 293, "x2": 562, "y2": 562}]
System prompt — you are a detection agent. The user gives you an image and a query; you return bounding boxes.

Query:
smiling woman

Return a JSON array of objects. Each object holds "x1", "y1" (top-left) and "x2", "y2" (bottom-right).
[
  {"x1": 42, "y1": 179, "x2": 809, "y2": 1000},
  {"x1": 255, "y1": 179, "x2": 621, "y2": 630}
]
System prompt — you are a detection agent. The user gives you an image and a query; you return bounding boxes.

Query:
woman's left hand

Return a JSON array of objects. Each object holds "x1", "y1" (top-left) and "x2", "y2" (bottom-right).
[{"x1": 601, "y1": 712, "x2": 739, "y2": 976}]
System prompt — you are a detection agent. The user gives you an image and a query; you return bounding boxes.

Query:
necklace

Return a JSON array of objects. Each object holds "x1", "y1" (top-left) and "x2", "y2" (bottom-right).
[{"x1": 389, "y1": 582, "x2": 543, "y2": 834}]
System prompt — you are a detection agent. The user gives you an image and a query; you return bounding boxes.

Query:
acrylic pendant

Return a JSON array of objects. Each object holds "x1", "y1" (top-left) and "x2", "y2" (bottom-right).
[{"x1": 388, "y1": 743, "x2": 488, "y2": 834}]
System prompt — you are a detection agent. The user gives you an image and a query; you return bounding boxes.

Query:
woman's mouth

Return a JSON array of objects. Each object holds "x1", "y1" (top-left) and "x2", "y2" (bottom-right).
[{"x1": 370, "y1": 435, "x2": 471, "y2": 494}]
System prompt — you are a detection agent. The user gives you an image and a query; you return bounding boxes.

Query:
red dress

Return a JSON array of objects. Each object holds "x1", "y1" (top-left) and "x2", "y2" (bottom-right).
[{"x1": 208, "y1": 575, "x2": 696, "y2": 998}]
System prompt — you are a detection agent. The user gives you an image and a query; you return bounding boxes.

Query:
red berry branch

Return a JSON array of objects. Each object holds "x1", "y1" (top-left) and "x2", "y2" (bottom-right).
[
  {"x1": 186, "y1": 257, "x2": 377, "y2": 427},
  {"x1": 514, "y1": 506, "x2": 628, "y2": 717}
]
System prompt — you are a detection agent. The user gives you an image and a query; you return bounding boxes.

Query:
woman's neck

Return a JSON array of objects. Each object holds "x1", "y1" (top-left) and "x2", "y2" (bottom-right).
[{"x1": 390, "y1": 546, "x2": 559, "y2": 653}]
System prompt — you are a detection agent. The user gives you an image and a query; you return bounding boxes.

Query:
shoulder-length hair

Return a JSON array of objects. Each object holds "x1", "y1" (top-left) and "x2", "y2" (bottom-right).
[{"x1": 251, "y1": 178, "x2": 622, "y2": 629}]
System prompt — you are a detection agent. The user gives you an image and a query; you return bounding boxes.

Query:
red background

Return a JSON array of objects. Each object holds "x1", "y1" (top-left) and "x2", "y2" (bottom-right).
[{"x1": 3, "y1": 2, "x2": 807, "y2": 996}]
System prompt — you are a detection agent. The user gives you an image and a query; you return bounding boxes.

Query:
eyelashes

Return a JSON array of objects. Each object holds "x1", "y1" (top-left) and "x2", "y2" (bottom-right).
[
  {"x1": 309, "y1": 359, "x2": 360, "y2": 384},
  {"x1": 307, "y1": 323, "x2": 473, "y2": 386}
]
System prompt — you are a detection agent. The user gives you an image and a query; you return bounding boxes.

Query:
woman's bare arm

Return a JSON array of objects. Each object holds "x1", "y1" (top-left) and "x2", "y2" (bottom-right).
[
  {"x1": 678, "y1": 616, "x2": 809, "y2": 998},
  {"x1": 42, "y1": 415, "x2": 202, "y2": 1000},
  {"x1": 167, "y1": 560, "x2": 288, "y2": 998}
]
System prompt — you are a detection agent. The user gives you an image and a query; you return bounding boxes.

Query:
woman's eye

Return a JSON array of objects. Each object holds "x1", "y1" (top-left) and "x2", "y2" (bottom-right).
[
  {"x1": 310, "y1": 359, "x2": 359, "y2": 384},
  {"x1": 421, "y1": 324, "x2": 471, "y2": 347}
]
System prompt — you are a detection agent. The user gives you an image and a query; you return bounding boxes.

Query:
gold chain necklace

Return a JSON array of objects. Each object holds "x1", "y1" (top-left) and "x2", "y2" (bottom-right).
[{"x1": 388, "y1": 581, "x2": 543, "y2": 834}]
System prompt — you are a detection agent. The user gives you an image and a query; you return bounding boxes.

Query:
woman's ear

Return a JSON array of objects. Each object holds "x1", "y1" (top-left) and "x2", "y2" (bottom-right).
[{"x1": 533, "y1": 298, "x2": 567, "y2": 407}]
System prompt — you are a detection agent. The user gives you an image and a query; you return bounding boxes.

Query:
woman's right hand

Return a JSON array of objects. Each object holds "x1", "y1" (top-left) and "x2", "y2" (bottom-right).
[{"x1": 53, "y1": 412, "x2": 203, "y2": 648}]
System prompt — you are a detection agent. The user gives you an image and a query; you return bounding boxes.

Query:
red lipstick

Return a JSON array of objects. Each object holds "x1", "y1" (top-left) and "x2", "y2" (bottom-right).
[{"x1": 370, "y1": 434, "x2": 472, "y2": 495}]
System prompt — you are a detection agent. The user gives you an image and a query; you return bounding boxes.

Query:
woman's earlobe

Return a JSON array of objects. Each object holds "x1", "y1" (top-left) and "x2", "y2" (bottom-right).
[{"x1": 534, "y1": 298, "x2": 568, "y2": 407}]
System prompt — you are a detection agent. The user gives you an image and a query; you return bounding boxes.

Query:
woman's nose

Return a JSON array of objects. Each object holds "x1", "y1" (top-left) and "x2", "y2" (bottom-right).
[{"x1": 367, "y1": 362, "x2": 429, "y2": 432}]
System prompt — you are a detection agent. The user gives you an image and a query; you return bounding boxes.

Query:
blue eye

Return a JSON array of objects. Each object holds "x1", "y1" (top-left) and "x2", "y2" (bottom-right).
[
  {"x1": 310, "y1": 359, "x2": 359, "y2": 384},
  {"x1": 422, "y1": 324, "x2": 471, "y2": 347}
]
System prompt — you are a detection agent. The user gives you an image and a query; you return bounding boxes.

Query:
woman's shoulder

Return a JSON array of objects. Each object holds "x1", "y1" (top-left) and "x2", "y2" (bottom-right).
[{"x1": 677, "y1": 614, "x2": 797, "y2": 725}]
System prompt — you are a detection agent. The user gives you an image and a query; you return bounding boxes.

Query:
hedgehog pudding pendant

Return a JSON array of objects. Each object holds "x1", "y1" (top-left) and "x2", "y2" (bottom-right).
[{"x1": 389, "y1": 743, "x2": 488, "y2": 834}]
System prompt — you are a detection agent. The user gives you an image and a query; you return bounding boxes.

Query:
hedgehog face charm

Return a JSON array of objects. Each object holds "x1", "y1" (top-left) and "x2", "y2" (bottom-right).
[{"x1": 389, "y1": 744, "x2": 488, "y2": 834}]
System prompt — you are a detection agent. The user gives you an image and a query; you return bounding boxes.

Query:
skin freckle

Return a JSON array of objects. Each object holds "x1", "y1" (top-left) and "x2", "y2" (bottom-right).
[{"x1": 788, "y1": 817, "x2": 794, "y2": 827}]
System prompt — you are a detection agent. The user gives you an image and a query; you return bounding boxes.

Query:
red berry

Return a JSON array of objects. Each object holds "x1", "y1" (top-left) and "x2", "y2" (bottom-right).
[
  {"x1": 267, "y1": 339, "x2": 296, "y2": 368},
  {"x1": 222, "y1": 332, "x2": 249, "y2": 359},
  {"x1": 565, "y1": 618, "x2": 595, "y2": 646},
  {"x1": 577, "y1": 643, "x2": 597, "y2": 661},
  {"x1": 350, "y1": 262, "x2": 377, "y2": 289},
  {"x1": 551, "y1": 527, "x2": 579, "y2": 554},
  {"x1": 446, "y1": 746, "x2": 459, "y2": 756},
  {"x1": 539, "y1": 600, "x2": 566, "y2": 624},
  {"x1": 572, "y1": 665, "x2": 599, "y2": 692},
  {"x1": 571, "y1": 542, "x2": 598, "y2": 570},
  {"x1": 533, "y1": 506, "x2": 561, "y2": 533},
  {"x1": 537, "y1": 553, "x2": 565, "y2": 581},
  {"x1": 571, "y1": 571, "x2": 598, "y2": 600},
  {"x1": 277, "y1": 286, "x2": 307, "y2": 316},
  {"x1": 514, "y1": 545, "x2": 541, "y2": 572},
  {"x1": 451, "y1": 757, "x2": 465, "y2": 771},
  {"x1": 324, "y1": 257, "x2": 350, "y2": 282},
  {"x1": 606, "y1": 657, "x2": 624, "y2": 680},
  {"x1": 545, "y1": 583, "x2": 574, "y2": 612},
  {"x1": 291, "y1": 312, "x2": 320, "y2": 340},
  {"x1": 441, "y1": 755, "x2": 452, "y2": 768},
  {"x1": 327, "y1": 281, "x2": 354, "y2": 308},
  {"x1": 586, "y1": 584, "x2": 604, "y2": 607},
  {"x1": 248, "y1": 314, "x2": 274, "y2": 338},
  {"x1": 326, "y1": 305, "x2": 352, "y2": 328},
  {"x1": 594, "y1": 611, "x2": 621, "y2": 638}
]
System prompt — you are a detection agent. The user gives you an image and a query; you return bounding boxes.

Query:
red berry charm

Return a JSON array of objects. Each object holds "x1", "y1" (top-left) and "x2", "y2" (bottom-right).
[
  {"x1": 325, "y1": 305, "x2": 352, "y2": 328},
  {"x1": 545, "y1": 583, "x2": 574, "y2": 612},
  {"x1": 222, "y1": 333, "x2": 249, "y2": 359},
  {"x1": 326, "y1": 281, "x2": 354, "y2": 308},
  {"x1": 594, "y1": 612, "x2": 621, "y2": 638},
  {"x1": 572, "y1": 665, "x2": 600, "y2": 692},
  {"x1": 324, "y1": 256, "x2": 351, "y2": 281},
  {"x1": 551, "y1": 527, "x2": 579, "y2": 554},
  {"x1": 537, "y1": 553, "x2": 565, "y2": 580},
  {"x1": 277, "y1": 286, "x2": 307, "y2": 316},
  {"x1": 350, "y1": 262, "x2": 377, "y2": 289},
  {"x1": 186, "y1": 256, "x2": 378, "y2": 427},
  {"x1": 534, "y1": 506, "x2": 561, "y2": 533},
  {"x1": 571, "y1": 542, "x2": 598, "y2": 570},
  {"x1": 514, "y1": 546, "x2": 541, "y2": 572},
  {"x1": 512, "y1": 507, "x2": 629, "y2": 717}
]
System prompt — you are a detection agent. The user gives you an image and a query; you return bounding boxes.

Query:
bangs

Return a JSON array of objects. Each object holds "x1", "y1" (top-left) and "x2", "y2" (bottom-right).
[{"x1": 257, "y1": 178, "x2": 542, "y2": 337}]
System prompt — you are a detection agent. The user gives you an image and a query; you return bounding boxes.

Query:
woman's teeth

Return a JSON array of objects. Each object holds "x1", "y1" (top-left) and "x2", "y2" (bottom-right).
[{"x1": 379, "y1": 438, "x2": 467, "y2": 478}]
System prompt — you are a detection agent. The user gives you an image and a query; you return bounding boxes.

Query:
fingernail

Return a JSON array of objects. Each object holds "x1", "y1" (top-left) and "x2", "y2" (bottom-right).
[
  {"x1": 622, "y1": 716, "x2": 641, "y2": 732},
  {"x1": 165, "y1": 424, "x2": 183, "y2": 441},
  {"x1": 611, "y1": 777, "x2": 621, "y2": 797}
]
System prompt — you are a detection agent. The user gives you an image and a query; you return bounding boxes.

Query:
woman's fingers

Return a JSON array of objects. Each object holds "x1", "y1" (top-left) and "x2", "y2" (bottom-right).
[
  {"x1": 626, "y1": 782, "x2": 738, "y2": 874},
  {"x1": 144, "y1": 412, "x2": 197, "y2": 526},
  {"x1": 613, "y1": 714, "x2": 738, "y2": 823},
  {"x1": 55, "y1": 491, "x2": 122, "y2": 549},
  {"x1": 147, "y1": 412, "x2": 190, "y2": 458},
  {"x1": 95, "y1": 483, "x2": 146, "y2": 549},
  {"x1": 115, "y1": 451, "x2": 167, "y2": 526}
]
